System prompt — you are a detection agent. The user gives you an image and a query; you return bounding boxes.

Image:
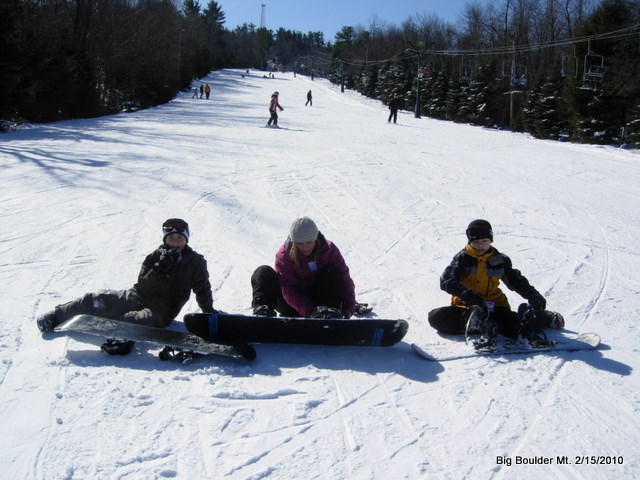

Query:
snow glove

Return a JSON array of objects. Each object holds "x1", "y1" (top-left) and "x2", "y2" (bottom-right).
[
  {"x1": 154, "y1": 247, "x2": 182, "y2": 275},
  {"x1": 460, "y1": 290, "x2": 489, "y2": 317},
  {"x1": 527, "y1": 293, "x2": 546, "y2": 311},
  {"x1": 310, "y1": 306, "x2": 343, "y2": 319}
]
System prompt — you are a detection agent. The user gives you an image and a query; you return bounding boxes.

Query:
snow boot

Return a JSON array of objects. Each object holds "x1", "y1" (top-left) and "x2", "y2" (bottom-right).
[
  {"x1": 466, "y1": 305, "x2": 497, "y2": 351},
  {"x1": 37, "y1": 310, "x2": 59, "y2": 333},
  {"x1": 253, "y1": 305, "x2": 276, "y2": 317},
  {"x1": 518, "y1": 304, "x2": 553, "y2": 348},
  {"x1": 465, "y1": 305, "x2": 487, "y2": 337}
]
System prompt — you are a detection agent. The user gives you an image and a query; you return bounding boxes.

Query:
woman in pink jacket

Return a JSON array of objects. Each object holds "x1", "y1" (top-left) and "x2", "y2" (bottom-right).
[
  {"x1": 251, "y1": 217, "x2": 356, "y2": 318},
  {"x1": 266, "y1": 91, "x2": 284, "y2": 127}
]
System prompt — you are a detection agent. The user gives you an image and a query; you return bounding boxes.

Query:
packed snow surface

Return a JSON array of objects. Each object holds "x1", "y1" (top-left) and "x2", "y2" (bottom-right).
[{"x1": 1, "y1": 69, "x2": 639, "y2": 479}]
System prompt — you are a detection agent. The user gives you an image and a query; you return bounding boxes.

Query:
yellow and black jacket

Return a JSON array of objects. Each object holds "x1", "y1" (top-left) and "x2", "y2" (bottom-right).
[{"x1": 440, "y1": 244, "x2": 541, "y2": 309}]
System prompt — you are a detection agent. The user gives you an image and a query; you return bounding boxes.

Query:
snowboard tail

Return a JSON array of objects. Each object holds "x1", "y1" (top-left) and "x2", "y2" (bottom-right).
[
  {"x1": 411, "y1": 332, "x2": 600, "y2": 362},
  {"x1": 184, "y1": 312, "x2": 408, "y2": 346},
  {"x1": 55, "y1": 315, "x2": 256, "y2": 361}
]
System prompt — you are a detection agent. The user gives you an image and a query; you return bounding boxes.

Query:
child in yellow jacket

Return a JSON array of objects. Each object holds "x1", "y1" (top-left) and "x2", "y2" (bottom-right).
[{"x1": 428, "y1": 219, "x2": 564, "y2": 347}]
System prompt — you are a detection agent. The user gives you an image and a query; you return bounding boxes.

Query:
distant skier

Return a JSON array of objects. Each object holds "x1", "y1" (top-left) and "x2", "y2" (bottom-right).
[
  {"x1": 427, "y1": 219, "x2": 565, "y2": 350},
  {"x1": 36, "y1": 219, "x2": 216, "y2": 357},
  {"x1": 204, "y1": 84, "x2": 211, "y2": 99},
  {"x1": 250, "y1": 216, "x2": 356, "y2": 319},
  {"x1": 267, "y1": 91, "x2": 284, "y2": 128},
  {"x1": 305, "y1": 90, "x2": 312, "y2": 106},
  {"x1": 388, "y1": 96, "x2": 401, "y2": 124}
]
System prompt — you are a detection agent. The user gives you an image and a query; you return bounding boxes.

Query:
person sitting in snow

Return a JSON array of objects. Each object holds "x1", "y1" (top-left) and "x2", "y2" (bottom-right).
[
  {"x1": 267, "y1": 91, "x2": 284, "y2": 127},
  {"x1": 36, "y1": 218, "x2": 215, "y2": 356},
  {"x1": 428, "y1": 219, "x2": 565, "y2": 348},
  {"x1": 250, "y1": 216, "x2": 356, "y2": 319}
]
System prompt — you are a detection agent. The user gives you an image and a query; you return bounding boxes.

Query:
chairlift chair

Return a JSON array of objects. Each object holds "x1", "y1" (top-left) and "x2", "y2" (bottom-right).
[
  {"x1": 561, "y1": 53, "x2": 578, "y2": 78},
  {"x1": 582, "y1": 39, "x2": 606, "y2": 90},
  {"x1": 459, "y1": 59, "x2": 475, "y2": 83}
]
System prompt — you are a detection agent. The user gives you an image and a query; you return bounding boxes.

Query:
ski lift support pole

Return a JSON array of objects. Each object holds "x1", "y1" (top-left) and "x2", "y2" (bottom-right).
[
  {"x1": 414, "y1": 50, "x2": 422, "y2": 118},
  {"x1": 409, "y1": 46, "x2": 426, "y2": 118},
  {"x1": 509, "y1": 41, "x2": 517, "y2": 130}
]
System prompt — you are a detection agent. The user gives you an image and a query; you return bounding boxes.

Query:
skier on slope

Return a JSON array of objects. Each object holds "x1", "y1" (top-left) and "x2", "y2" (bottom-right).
[
  {"x1": 427, "y1": 219, "x2": 565, "y2": 349},
  {"x1": 387, "y1": 95, "x2": 401, "y2": 124},
  {"x1": 36, "y1": 219, "x2": 216, "y2": 356},
  {"x1": 250, "y1": 217, "x2": 357, "y2": 319},
  {"x1": 267, "y1": 91, "x2": 284, "y2": 127}
]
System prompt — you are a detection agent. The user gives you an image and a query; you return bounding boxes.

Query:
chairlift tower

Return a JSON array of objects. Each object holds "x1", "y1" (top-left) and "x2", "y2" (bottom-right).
[
  {"x1": 503, "y1": 41, "x2": 524, "y2": 130},
  {"x1": 261, "y1": 4, "x2": 266, "y2": 29}
]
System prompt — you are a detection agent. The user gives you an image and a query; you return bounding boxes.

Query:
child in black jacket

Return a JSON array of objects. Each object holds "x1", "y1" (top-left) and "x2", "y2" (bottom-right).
[{"x1": 36, "y1": 218, "x2": 214, "y2": 355}]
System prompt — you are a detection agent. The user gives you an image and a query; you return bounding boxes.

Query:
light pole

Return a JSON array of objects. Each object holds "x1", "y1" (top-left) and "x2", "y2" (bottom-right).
[{"x1": 414, "y1": 51, "x2": 422, "y2": 118}]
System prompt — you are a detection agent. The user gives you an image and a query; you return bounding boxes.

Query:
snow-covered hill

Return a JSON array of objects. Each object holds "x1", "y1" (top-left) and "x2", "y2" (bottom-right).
[{"x1": 1, "y1": 69, "x2": 638, "y2": 479}]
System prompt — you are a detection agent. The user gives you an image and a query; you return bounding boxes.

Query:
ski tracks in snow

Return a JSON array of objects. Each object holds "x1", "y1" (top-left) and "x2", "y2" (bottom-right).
[{"x1": 189, "y1": 367, "x2": 443, "y2": 479}]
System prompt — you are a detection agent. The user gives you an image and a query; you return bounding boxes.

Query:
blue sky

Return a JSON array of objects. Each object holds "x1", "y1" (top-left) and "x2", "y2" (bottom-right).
[{"x1": 218, "y1": 0, "x2": 479, "y2": 42}]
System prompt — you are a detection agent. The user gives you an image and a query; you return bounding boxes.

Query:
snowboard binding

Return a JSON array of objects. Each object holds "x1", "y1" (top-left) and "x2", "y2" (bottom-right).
[
  {"x1": 517, "y1": 303, "x2": 555, "y2": 348},
  {"x1": 465, "y1": 305, "x2": 498, "y2": 352},
  {"x1": 158, "y1": 346, "x2": 201, "y2": 363}
]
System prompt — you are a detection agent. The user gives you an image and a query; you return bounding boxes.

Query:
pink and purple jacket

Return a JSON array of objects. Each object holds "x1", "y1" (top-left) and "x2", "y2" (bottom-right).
[
  {"x1": 274, "y1": 233, "x2": 356, "y2": 317},
  {"x1": 269, "y1": 96, "x2": 282, "y2": 112}
]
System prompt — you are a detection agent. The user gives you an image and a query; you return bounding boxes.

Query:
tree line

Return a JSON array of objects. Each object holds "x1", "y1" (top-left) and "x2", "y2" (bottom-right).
[
  {"x1": 320, "y1": 0, "x2": 639, "y2": 145},
  {"x1": 1, "y1": 0, "x2": 639, "y2": 146},
  {"x1": 1, "y1": 0, "x2": 227, "y2": 124},
  {"x1": 0, "y1": 0, "x2": 325, "y2": 127}
]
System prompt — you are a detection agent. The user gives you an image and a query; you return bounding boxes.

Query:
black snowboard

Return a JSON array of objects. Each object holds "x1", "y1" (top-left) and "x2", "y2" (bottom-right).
[
  {"x1": 55, "y1": 315, "x2": 256, "y2": 361},
  {"x1": 184, "y1": 312, "x2": 409, "y2": 347}
]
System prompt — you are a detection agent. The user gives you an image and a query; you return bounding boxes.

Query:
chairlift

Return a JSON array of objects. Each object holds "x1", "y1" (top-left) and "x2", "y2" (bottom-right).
[
  {"x1": 360, "y1": 69, "x2": 370, "y2": 86},
  {"x1": 430, "y1": 57, "x2": 444, "y2": 74},
  {"x1": 510, "y1": 73, "x2": 528, "y2": 91},
  {"x1": 503, "y1": 64, "x2": 527, "y2": 93},
  {"x1": 561, "y1": 47, "x2": 578, "y2": 78},
  {"x1": 459, "y1": 61, "x2": 476, "y2": 83},
  {"x1": 501, "y1": 58, "x2": 512, "y2": 77},
  {"x1": 582, "y1": 39, "x2": 606, "y2": 90}
]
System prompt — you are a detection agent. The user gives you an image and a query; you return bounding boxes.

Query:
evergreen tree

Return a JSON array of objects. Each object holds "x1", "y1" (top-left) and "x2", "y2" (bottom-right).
[
  {"x1": 333, "y1": 26, "x2": 356, "y2": 60},
  {"x1": 456, "y1": 65, "x2": 495, "y2": 126},
  {"x1": 203, "y1": 1, "x2": 226, "y2": 67},
  {"x1": 423, "y1": 71, "x2": 449, "y2": 120},
  {"x1": 525, "y1": 74, "x2": 565, "y2": 139},
  {"x1": 203, "y1": 1, "x2": 224, "y2": 27},
  {"x1": 574, "y1": 93, "x2": 610, "y2": 143},
  {"x1": 445, "y1": 78, "x2": 463, "y2": 122},
  {"x1": 626, "y1": 103, "x2": 640, "y2": 147},
  {"x1": 0, "y1": 0, "x2": 24, "y2": 125},
  {"x1": 182, "y1": 0, "x2": 201, "y2": 16}
]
